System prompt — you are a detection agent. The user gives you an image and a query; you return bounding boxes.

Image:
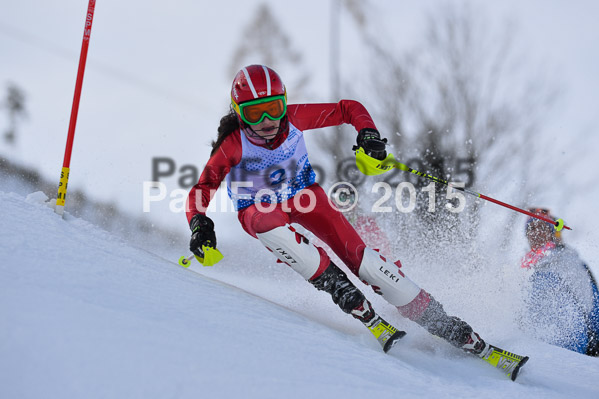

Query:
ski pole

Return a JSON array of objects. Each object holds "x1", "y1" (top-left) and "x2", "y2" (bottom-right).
[
  {"x1": 355, "y1": 148, "x2": 571, "y2": 231},
  {"x1": 55, "y1": 0, "x2": 97, "y2": 216}
]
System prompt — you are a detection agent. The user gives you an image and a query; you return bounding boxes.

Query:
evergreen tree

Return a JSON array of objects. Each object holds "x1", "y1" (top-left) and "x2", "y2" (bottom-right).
[{"x1": 2, "y1": 83, "x2": 27, "y2": 146}]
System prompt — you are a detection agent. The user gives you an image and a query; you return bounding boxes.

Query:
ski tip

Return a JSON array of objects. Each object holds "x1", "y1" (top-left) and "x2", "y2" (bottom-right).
[
  {"x1": 510, "y1": 356, "x2": 529, "y2": 382},
  {"x1": 383, "y1": 330, "x2": 407, "y2": 353}
]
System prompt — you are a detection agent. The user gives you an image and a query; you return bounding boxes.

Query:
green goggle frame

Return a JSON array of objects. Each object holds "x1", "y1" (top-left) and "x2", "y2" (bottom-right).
[{"x1": 231, "y1": 94, "x2": 287, "y2": 125}]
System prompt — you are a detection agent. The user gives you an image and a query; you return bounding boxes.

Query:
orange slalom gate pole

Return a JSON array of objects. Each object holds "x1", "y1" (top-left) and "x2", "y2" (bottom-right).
[{"x1": 55, "y1": 0, "x2": 97, "y2": 216}]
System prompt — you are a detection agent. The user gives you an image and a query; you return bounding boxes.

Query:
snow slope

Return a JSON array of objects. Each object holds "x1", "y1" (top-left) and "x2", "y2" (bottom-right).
[{"x1": 1, "y1": 191, "x2": 598, "y2": 399}]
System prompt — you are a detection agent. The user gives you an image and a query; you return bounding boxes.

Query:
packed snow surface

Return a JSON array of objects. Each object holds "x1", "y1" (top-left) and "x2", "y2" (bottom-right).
[{"x1": 1, "y1": 191, "x2": 598, "y2": 398}]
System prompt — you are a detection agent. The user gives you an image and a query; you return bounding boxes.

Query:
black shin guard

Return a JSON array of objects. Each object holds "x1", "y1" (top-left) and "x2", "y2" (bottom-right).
[
  {"x1": 310, "y1": 262, "x2": 374, "y2": 323},
  {"x1": 414, "y1": 296, "x2": 474, "y2": 348}
]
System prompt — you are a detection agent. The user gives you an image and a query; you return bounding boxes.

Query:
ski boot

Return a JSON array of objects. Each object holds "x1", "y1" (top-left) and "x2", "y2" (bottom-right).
[
  {"x1": 414, "y1": 295, "x2": 529, "y2": 381},
  {"x1": 310, "y1": 261, "x2": 405, "y2": 352}
]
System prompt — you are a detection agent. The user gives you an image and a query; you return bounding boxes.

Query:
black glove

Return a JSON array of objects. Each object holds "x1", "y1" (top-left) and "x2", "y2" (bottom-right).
[
  {"x1": 189, "y1": 214, "x2": 216, "y2": 258},
  {"x1": 354, "y1": 128, "x2": 388, "y2": 160}
]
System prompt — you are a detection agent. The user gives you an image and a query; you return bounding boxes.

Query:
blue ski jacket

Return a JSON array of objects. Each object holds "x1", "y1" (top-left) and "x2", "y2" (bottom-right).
[{"x1": 521, "y1": 244, "x2": 599, "y2": 355}]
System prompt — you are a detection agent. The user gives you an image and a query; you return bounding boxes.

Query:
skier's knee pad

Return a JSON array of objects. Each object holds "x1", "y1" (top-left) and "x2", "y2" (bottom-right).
[
  {"x1": 358, "y1": 248, "x2": 421, "y2": 306},
  {"x1": 256, "y1": 225, "x2": 327, "y2": 280}
]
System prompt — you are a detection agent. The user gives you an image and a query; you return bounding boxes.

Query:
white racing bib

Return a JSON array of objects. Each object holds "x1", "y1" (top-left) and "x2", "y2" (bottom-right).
[{"x1": 226, "y1": 123, "x2": 316, "y2": 210}]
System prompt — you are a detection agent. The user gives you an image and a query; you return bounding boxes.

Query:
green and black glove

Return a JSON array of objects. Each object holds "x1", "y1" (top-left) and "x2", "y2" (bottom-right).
[
  {"x1": 189, "y1": 214, "x2": 216, "y2": 258},
  {"x1": 355, "y1": 128, "x2": 388, "y2": 160}
]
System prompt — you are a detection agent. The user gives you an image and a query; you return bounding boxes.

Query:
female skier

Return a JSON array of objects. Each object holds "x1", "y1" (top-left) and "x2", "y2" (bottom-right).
[{"x1": 186, "y1": 64, "x2": 489, "y2": 358}]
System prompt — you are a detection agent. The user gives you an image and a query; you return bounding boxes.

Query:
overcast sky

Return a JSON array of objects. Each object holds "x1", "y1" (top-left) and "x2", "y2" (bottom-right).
[{"x1": 1, "y1": 1, "x2": 598, "y2": 260}]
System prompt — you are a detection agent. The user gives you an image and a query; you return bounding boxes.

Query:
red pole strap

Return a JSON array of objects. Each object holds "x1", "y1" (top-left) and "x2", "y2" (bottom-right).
[{"x1": 62, "y1": 0, "x2": 96, "y2": 168}]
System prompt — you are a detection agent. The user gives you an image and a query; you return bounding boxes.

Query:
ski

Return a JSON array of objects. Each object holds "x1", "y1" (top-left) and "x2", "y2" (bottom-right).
[
  {"x1": 174, "y1": 254, "x2": 529, "y2": 380},
  {"x1": 479, "y1": 344, "x2": 529, "y2": 381},
  {"x1": 366, "y1": 315, "x2": 406, "y2": 353}
]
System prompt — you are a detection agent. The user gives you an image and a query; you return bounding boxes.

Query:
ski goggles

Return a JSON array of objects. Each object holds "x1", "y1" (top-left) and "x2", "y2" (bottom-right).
[
  {"x1": 232, "y1": 95, "x2": 287, "y2": 125},
  {"x1": 525, "y1": 208, "x2": 552, "y2": 226}
]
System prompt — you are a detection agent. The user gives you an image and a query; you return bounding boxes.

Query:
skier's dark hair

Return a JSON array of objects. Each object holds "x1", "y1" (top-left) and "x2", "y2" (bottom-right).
[{"x1": 211, "y1": 109, "x2": 239, "y2": 156}]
